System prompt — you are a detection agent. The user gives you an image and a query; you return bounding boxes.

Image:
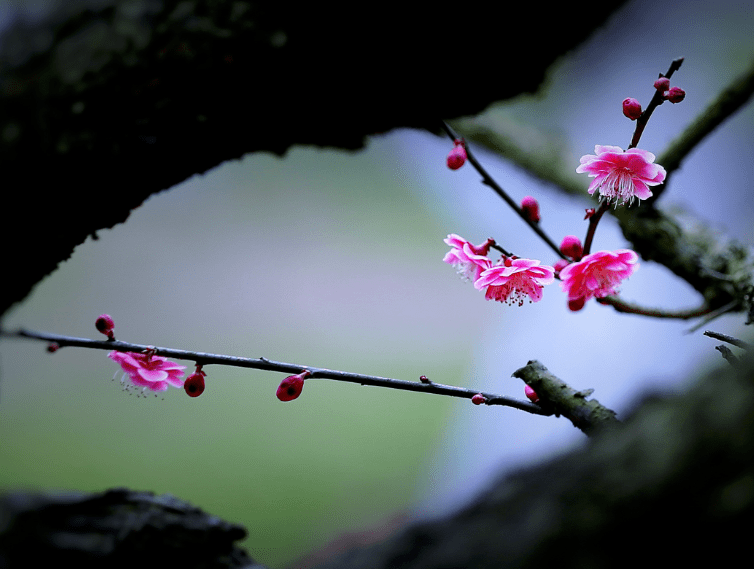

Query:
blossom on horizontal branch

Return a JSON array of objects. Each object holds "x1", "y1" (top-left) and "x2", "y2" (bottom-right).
[
  {"x1": 576, "y1": 145, "x2": 666, "y2": 206},
  {"x1": 108, "y1": 350, "x2": 186, "y2": 393},
  {"x1": 443, "y1": 234, "x2": 494, "y2": 281},
  {"x1": 474, "y1": 257, "x2": 555, "y2": 306},
  {"x1": 559, "y1": 249, "x2": 639, "y2": 311}
]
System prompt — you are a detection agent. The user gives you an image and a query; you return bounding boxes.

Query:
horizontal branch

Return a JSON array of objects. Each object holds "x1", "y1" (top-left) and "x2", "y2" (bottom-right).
[{"x1": 2, "y1": 328, "x2": 550, "y2": 416}]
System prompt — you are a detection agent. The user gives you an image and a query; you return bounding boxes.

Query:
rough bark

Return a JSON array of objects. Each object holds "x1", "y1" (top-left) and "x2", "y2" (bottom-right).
[{"x1": 0, "y1": 488, "x2": 264, "y2": 568}]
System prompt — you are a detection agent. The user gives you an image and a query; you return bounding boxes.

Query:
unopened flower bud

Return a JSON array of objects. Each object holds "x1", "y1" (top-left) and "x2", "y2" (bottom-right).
[
  {"x1": 184, "y1": 368, "x2": 206, "y2": 397},
  {"x1": 524, "y1": 384, "x2": 539, "y2": 403},
  {"x1": 419, "y1": 375, "x2": 431, "y2": 384},
  {"x1": 653, "y1": 77, "x2": 670, "y2": 92},
  {"x1": 471, "y1": 393, "x2": 487, "y2": 405},
  {"x1": 276, "y1": 370, "x2": 311, "y2": 401},
  {"x1": 553, "y1": 259, "x2": 570, "y2": 276},
  {"x1": 95, "y1": 314, "x2": 115, "y2": 339},
  {"x1": 665, "y1": 86, "x2": 685, "y2": 103},
  {"x1": 521, "y1": 196, "x2": 540, "y2": 223},
  {"x1": 568, "y1": 297, "x2": 586, "y2": 312},
  {"x1": 446, "y1": 142, "x2": 467, "y2": 170},
  {"x1": 47, "y1": 342, "x2": 60, "y2": 353},
  {"x1": 622, "y1": 98, "x2": 642, "y2": 120},
  {"x1": 559, "y1": 235, "x2": 583, "y2": 260}
]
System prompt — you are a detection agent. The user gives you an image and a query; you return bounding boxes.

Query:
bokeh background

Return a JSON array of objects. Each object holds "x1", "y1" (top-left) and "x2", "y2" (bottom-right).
[{"x1": 1, "y1": 0, "x2": 753, "y2": 566}]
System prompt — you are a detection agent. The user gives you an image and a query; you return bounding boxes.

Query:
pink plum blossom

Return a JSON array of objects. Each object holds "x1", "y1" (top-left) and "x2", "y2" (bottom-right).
[
  {"x1": 443, "y1": 234, "x2": 494, "y2": 281},
  {"x1": 576, "y1": 145, "x2": 666, "y2": 206},
  {"x1": 474, "y1": 257, "x2": 555, "y2": 306},
  {"x1": 108, "y1": 350, "x2": 186, "y2": 394},
  {"x1": 559, "y1": 249, "x2": 639, "y2": 311}
]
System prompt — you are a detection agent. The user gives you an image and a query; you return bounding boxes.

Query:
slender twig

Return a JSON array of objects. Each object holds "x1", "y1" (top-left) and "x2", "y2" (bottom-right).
[
  {"x1": 581, "y1": 59, "x2": 685, "y2": 252},
  {"x1": 652, "y1": 57, "x2": 754, "y2": 202},
  {"x1": 685, "y1": 299, "x2": 741, "y2": 333},
  {"x1": 629, "y1": 57, "x2": 685, "y2": 150},
  {"x1": 596, "y1": 296, "x2": 711, "y2": 320},
  {"x1": 1, "y1": 328, "x2": 550, "y2": 416},
  {"x1": 703, "y1": 330, "x2": 751, "y2": 350},
  {"x1": 440, "y1": 120, "x2": 565, "y2": 260},
  {"x1": 582, "y1": 201, "x2": 610, "y2": 257}
]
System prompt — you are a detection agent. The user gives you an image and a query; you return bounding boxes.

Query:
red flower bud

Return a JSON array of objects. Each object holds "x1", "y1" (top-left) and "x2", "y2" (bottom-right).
[
  {"x1": 568, "y1": 297, "x2": 586, "y2": 312},
  {"x1": 521, "y1": 196, "x2": 540, "y2": 223},
  {"x1": 665, "y1": 86, "x2": 685, "y2": 103},
  {"x1": 622, "y1": 98, "x2": 642, "y2": 120},
  {"x1": 276, "y1": 370, "x2": 311, "y2": 401},
  {"x1": 95, "y1": 314, "x2": 115, "y2": 340},
  {"x1": 524, "y1": 384, "x2": 539, "y2": 403},
  {"x1": 446, "y1": 139, "x2": 467, "y2": 170},
  {"x1": 653, "y1": 77, "x2": 670, "y2": 92},
  {"x1": 184, "y1": 369, "x2": 206, "y2": 397},
  {"x1": 419, "y1": 375, "x2": 431, "y2": 384},
  {"x1": 471, "y1": 393, "x2": 487, "y2": 405},
  {"x1": 553, "y1": 259, "x2": 570, "y2": 277},
  {"x1": 559, "y1": 235, "x2": 583, "y2": 260},
  {"x1": 47, "y1": 342, "x2": 60, "y2": 353}
]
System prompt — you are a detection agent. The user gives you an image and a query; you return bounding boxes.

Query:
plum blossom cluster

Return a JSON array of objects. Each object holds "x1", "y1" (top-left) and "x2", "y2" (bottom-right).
[{"x1": 443, "y1": 234, "x2": 556, "y2": 306}]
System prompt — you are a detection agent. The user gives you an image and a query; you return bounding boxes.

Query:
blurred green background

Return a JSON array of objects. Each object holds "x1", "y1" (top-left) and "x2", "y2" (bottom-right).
[{"x1": 1, "y1": 1, "x2": 753, "y2": 567}]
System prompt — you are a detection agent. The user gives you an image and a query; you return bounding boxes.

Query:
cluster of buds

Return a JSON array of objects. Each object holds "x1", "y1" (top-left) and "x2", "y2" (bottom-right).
[
  {"x1": 623, "y1": 76, "x2": 685, "y2": 120},
  {"x1": 654, "y1": 76, "x2": 685, "y2": 103}
]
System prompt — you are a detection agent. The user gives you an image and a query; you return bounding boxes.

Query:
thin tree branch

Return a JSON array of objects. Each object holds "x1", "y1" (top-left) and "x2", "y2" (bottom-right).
[
  {"x1": 596, "y1": 296, "x2": 711, "y2": 320},
  {"x1": 440, "y1": 121, "x2": 566, "y2": 260},
  {"x1": 1, "y1": 328, "x2": 550, "y2": 416},
  {"x1": 628, "y1": 57, "x2": 685, "y2": 150},
  {"x1": 651, "y1": 57, "x2": 754, "y2": 203}
]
